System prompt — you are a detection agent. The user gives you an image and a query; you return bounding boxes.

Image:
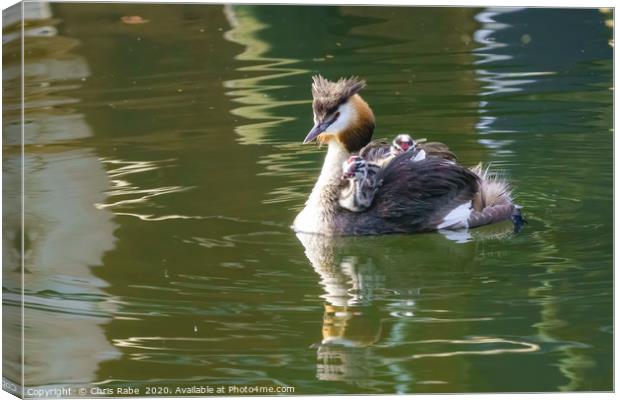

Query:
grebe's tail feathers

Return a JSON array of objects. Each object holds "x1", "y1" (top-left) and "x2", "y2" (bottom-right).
[{"x1": 471, "y1": 163, "x2": 513, "y2": 209}]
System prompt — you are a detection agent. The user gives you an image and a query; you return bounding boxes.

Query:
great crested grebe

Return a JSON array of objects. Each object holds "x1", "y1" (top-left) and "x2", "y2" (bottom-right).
[{"x1": 293, "y1": 75, "x2": 523, "y2": 236}]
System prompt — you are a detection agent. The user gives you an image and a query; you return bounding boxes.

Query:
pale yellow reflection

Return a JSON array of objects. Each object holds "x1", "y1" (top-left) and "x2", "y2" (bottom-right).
[
  {"x1": 3, "y1": 2, "x2": 121, "y2": 387},
  {"x1": 407, "y1": 337, "x2": 540, "y2": 359},
  {"x1": 599, "y1": 8, "x2": 613, "y2": 47}
]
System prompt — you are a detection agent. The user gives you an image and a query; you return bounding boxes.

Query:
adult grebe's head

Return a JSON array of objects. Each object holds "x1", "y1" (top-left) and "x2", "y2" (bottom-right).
[
  {"x1": 391, "y1": 133, "x2": 416, "y2": 156},
  {"x1": 303, "y1": 75, "x2": 375, "y2": 153}
]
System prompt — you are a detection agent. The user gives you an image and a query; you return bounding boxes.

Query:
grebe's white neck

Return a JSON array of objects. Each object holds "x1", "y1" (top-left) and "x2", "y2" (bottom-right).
[
  {"x1": 293, "y1": 141, "x2": 350, "y2": 234},
  {"x1": 315, "y1": 140, "x2": 349, "y2": 187}
]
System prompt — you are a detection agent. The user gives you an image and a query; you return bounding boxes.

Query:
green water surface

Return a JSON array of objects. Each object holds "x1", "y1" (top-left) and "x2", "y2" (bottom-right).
[{"x1": 2, "y1": 3, "x2": 613, "y2": 395}]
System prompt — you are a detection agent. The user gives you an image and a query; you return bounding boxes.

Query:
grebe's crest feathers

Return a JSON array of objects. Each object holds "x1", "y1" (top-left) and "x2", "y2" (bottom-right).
[{"x1": 311, "y1": 75, "x2": 367, "y2": 116}]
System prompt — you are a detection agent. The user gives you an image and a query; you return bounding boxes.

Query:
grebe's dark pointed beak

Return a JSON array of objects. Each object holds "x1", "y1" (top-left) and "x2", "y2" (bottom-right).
[{"x1": 303, "y1": 121, "x2": 329, "y2": 144}]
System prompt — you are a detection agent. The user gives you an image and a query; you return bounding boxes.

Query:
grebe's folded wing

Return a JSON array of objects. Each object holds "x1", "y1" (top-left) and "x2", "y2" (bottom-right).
[{"x1": 370, "y1": 155, "x2": 479, "y2": 231}]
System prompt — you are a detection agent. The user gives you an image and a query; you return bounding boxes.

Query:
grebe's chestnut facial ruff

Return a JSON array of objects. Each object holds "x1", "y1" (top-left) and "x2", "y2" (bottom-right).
[{"x1": 304, "y1": 75, "x2": 375, "y2": 153}]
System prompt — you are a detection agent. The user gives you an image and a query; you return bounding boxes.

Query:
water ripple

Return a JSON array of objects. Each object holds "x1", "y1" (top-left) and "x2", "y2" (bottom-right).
[{"x1": 223, "y1": 5, "x2": 308, "y2": 145}]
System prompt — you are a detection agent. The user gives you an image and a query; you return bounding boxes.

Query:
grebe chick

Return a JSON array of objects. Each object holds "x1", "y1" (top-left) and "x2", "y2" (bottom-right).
[
  {"x1": 354, "y1": 134, "x2": 418, "y2": 168},
  {"x1": 390, "y1": 133, "x2": 415, "y2": 156},
  {"x1": 293, "y1": 75, "x2": 524, "y2": 236},
  {"x1": 390, "y1": 133, "x2": 428, "y2": 162},
  {"x1": 338, "y1": 156, "x2": 381, "y2": 212},
  {"x1": 360, "y1": 134, "x2": 449, "y2": 169}
]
